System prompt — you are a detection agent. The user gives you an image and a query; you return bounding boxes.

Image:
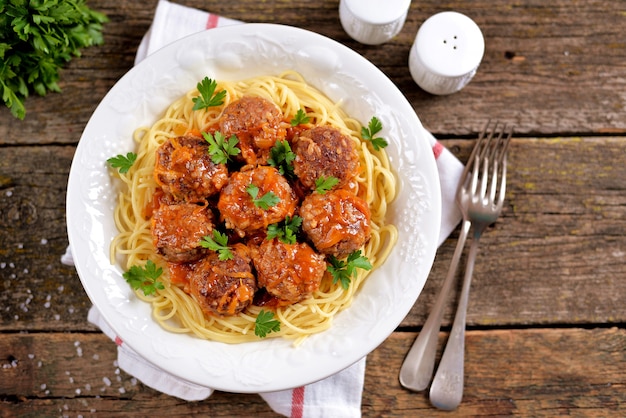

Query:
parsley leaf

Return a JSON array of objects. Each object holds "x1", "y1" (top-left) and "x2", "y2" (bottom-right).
[
  {"x1": 123, "y1": 260, "x2": 165, "y2": 296},
  {"x1": 107, "y1": 152, "x2": 137, "y2": 174},
  {"x1": 267, "y1": 215, "x2": 303, "y2": 244},
  {"x1": 254, "y1": 309, "x2": 281, "y2": 338},
  {"x1": 267, "y1": 140, "x2": 296, "y2": 177},
  {"x1": 200, "y1": 230, "x2": 233, "y2": 261},
  {"x1": 290, "y1": 108, "x2": 311, "y2": 126},
  {"x1": 202, "y1": 131, "x2": 240, "y2": 164},
  {"x1": 315, "y1": 176, "x2": 340, "y2": 194},
  {"x1": 361, "y1": 116, "x2": 388, "y2": 151},
  {"x1": 0, "y1": 0, "x2": 108, "y2": 119},
  {"x1": 246, "y1": 184, "x2": 281, "y2": 210},
  {"x1": 326, "y1": 250, "x2": 373, "y2": 290},
  {"x1": 192, "y1": 77, "x2": 227, "y2": 110}
]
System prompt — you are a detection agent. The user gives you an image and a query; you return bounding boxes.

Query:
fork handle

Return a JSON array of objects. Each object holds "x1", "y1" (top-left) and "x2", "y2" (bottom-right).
[
  {"x1": 429, "y1": 230, "x2": 482, "y2": 410},
  {"x1": 399, "y1": 220, "x2": 471, "y2": 391}
]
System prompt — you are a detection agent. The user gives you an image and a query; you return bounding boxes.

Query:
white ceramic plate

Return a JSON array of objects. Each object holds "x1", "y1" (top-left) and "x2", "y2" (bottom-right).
[{"x1": 67, "y1": 23, "x2": 441, "y2": 393}]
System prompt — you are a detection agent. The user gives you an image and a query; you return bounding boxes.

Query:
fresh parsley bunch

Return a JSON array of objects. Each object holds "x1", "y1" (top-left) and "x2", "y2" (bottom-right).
[{"x1": 0, "y1": 0, "x2": 108, "y2": 119}]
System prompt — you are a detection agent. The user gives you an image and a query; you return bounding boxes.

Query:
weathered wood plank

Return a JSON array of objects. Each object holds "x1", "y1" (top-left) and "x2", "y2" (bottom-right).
[
  {"x1": 1, "y1": 328, "x2": 624, "y2": 416},
  {"x1": 1, "y1": 0, "x2": 624, "y2": 145},
  {"x1": 2, "y1": 136, "x2": 626, "y2": 331}
]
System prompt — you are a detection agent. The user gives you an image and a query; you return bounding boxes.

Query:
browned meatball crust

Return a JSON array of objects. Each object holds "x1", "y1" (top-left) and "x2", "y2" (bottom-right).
[
  {"x1": 300, "y1": 188, "x2": 371, "y2": 259},
  {"x1": 292, "y1": 126, "x2": 360, "y2": 191},
  {"x1": 154, "y1": 135, "x2": 228, "y2": 202},
  {"x1": 218, "y1": 96, "x2": 287, "y2": 164},
  {"x1": 253, "y1": 239, "x2": 326, "y2": 305},
  {"x1": 217, "y1": 166, "x2": 297, "y2": 236},
  {"x1": 188, "y1": 244, "x2": 256, "y2": 316},
  {"x1": 151, "y1": 202, "x2": 214, "y2": 263}
]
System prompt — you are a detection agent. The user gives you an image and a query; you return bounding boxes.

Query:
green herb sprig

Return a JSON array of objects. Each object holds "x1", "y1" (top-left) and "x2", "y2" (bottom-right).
[
  {"x1": 361, "y1": 116, "x2": 388, "y2": 151},
  {"x1": 200, "y1": 230, "x2": 233, "y2": 260},
  {"x1": 267, "y1": 215, "x2": 302, "y2": 245},
  {"x1": 314, "y1": 175, "x2": 339, "y2": 194},
  {"x1": 192, "y1": 77, "x2": 227, "y2": 110},
  {"x1": 107, "y1": 152, "x2": 137, "y2": 174},
  {"x1": 123, "y1": 260, "x2": 164, "y2": 296},
  {"x1": 0, "y1": 0, "x2": 108, "y2": 119},
  {"x1": 254, "y1": 309, "x2": 281, "y2": 338},
  {"x1": 246, "y1": 184, "x2": 280, "y2": 210},
  {"x1": 290, "y1": 108, "x2": 310, "y2": 126},
  {"x1": 267, "y1": 140, "x2": 296, "y2": 177},
  {"x1": 327, "y1": 250, "x2": 373, "y2": 290},
  {"x1": 202, "y1": 131, "x2": 240, "y2": 164}
]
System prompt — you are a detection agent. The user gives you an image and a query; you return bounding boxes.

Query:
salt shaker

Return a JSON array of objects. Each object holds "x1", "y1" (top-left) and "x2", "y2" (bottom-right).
[
  {"x1": 339, "y1": 0, "x2": 412, "y2": 45},
  {"x1": 408, "y1": 11, "x2": 485, "y2": 95}
]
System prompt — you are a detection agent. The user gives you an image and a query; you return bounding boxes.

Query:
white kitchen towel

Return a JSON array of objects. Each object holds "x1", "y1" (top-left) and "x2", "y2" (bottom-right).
[{"x1": 63, "y1": 1, "x2": 465, "y2": 417}]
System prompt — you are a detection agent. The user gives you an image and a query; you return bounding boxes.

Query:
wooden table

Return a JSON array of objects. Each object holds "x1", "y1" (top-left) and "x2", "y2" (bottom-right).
[{"x1": 2, "y1": 1, "x2": 625, "y2": 416}]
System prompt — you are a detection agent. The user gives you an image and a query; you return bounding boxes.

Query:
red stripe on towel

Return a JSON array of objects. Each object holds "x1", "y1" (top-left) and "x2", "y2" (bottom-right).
[
  {"x1": 291, "y1": 386, "x2": 305, "y2": 418},
  {"x1": 114, "y1": 336, "x2": 123, "y2": 346},
  {"x1": 206, "y1": 13, "x2": 219, "y2": 29},
  {"x1": 432, "y1": 141, "x2": 444, "y2": 160}
]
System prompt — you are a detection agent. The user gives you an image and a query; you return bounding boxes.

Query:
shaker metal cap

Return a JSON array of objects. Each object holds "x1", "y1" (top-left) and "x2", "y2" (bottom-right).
[
  {"x1": 340, "y1": 0, "x2": 412, "y2": 45},
  {"x1": 409, "y1": 11, "x2": 485, "y2": 95}
]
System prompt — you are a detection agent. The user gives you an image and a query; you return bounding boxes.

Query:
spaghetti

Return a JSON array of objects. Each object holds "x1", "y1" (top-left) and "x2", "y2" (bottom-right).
[{"x1": 110, "y1": 71, "x2": 398, "y2": 344}]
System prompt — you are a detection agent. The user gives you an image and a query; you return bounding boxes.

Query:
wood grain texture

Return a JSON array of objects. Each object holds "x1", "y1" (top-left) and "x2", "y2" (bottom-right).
[
  {"x1": 1, "y1": 0, "x2": 624, "y2": 145},
  {"x1": 1, "y1": 329, "x2": 624, "y2": 416},
  {"x1": 1, "y1": 0, "x2": 625, "y2": 416}
]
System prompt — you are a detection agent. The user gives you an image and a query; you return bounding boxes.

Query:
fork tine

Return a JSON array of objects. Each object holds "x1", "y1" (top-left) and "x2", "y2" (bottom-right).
[
  {"x1": 494, "y1": 125, "x2": 513, "y2": 207},
  {"x1": 457, "y1": 120, "x2": 496, "y2": 197}
]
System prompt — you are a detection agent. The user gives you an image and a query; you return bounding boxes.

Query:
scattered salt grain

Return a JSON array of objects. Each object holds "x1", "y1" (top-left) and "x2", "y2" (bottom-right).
[
  {"x1": 40, "y1": 384, "x2": 47, "y2": 390},
  {"x1": 92, "y1": 354, "x2": 100, "y2": 361},
  {"x1": 28, "y1": 354, "x2": 35, "y2": 359},
  {"x1": 119, "y1": 387, "x2": 126, "y2": 394},
  {"x1": 102, "y1": 377, "x2": 111, "y2": 386},
  {"x1": 40, "y1": 238, "x2": 48, "y2": 245},
  {"x1": 76, "y1": 347, "x2": 83, "y2": 357},
  {"x1": 54, "y1": 314, "x2": 60, "y2": 321},
  {"x1": 6, "y1": 190, "x2": 12, "y2": 197},
  {"x1": 17, "y1": 243, "x2": 23, "y2": 249},
  {"x1": 85, "y1": 383, "x2": 91, "y2": 391},
  {"x1": 68, "y1": 306, "x2": 75, "y2": 314},
  {"x1": 75, "y1": 388, "x2": 81, "y2": 395},
  {"x1": 57, "y1": 285, "x2": 64, "y2": 292},
  {"x1": 0, "y1": 262, "x2": 5, "y2": 268}
]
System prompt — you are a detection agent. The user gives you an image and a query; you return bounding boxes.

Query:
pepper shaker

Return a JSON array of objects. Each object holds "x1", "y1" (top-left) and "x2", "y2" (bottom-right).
[
  {"x1": 339, "y1": 0, "x2": 412, "y2": 45},
  {"x1": 408, "y1": 11, "x2": 484, "y2": 95}
]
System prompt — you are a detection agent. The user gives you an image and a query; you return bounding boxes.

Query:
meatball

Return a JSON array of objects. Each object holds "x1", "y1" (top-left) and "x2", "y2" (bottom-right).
[
  {"x1": 253, "y1": 239, "x2": 326, "y2": 305},
  {"x1": 154, "y1": 135, "x2": 228, "y2": 202},
  {"x1": 217, "y1": 166, "x2": 297, "y2": 237},
  {"x1": 300, "y1": 188, "x2": 371, "y2": 259},
  {"x1": 151, "y1": 202, "x2": 214, "y2": 263},
  {"x1": 218, "y1": 96, "x2": 287, "y2": 164},
  {"x1": 188, "y1": 243, "x2": 256, "y2": 316},
  {"x1": 292, "y1": 126, "x2": 360, "y2": 191}
]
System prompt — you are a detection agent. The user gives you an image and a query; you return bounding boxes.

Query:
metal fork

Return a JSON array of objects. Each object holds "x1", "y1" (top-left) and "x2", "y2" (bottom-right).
[
  {"x1": 429, "y1": 121, "x2": 512, "y2": 410},
  {"x1": 399, "y1": 121, "x2": 512, "y2": 393}
]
